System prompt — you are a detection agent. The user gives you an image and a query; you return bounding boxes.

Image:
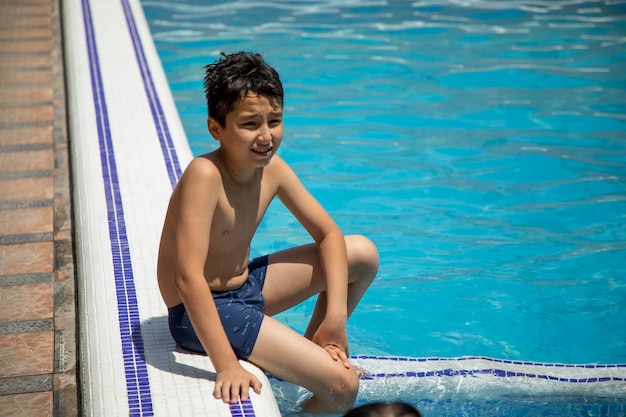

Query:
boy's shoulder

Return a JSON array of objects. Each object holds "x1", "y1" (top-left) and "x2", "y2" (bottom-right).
[
  {"x1": 265, "y1": 154, "x2": 290, "y2": 173},
  {"x1": 179, "y1": 152, "x2": 294, "y2": 188},
  {"x1": 263, "y1": 155, "x2": 297, "y2": 183},
  {"x1": 179, "y1": 152, "x2": 222, "y2": 184},
  {"x1": 190, "y1": 151, "x2": 221, "y2": 170}
]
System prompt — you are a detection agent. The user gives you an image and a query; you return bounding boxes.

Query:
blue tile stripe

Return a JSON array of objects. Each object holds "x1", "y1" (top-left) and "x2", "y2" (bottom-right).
[
  {"x1": 82, "y1": 0, "x2": 256, "y2": 415},
  {"x1": 81, "y1": 0, "x2": 153, "y2": 415},
  {"x1": 351, "y1": 355, "x2": 626, "y2": 383},
  {"x1": 360, "y1": 369, "x2": 626, "y2": 383},
  {"x1": 119, "y1": 0, "x2": 182, "y2": 189},
  {"x1": 229, "y1": 399, "x2": 256, "y2": 417},
  {"x1": 352, "y1": 355, "x2": 626, "y2": 368},
  {"x1": 118, "y1": 2, "x2": 259, "y2": 415}
]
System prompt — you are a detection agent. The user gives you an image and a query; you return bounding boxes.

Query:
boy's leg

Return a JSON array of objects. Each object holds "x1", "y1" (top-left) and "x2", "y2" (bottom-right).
[
  {"x1": 254, "y1": 234, "x2": 378, "y2": 412},
  {"x1": 248, "y1": 314, "x2": 359, "y2": 413},
  {"x1": 262, "y1": 234, "x2": 378, "y2": 322}
]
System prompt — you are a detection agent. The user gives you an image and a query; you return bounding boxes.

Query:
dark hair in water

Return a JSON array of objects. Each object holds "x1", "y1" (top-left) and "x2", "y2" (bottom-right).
[
  {"x1": 343, "y1": 402, "x2": 422, "y2": 417},
  {"x1": 203, "y1": 51, "x2": 284, "y2": 126}
]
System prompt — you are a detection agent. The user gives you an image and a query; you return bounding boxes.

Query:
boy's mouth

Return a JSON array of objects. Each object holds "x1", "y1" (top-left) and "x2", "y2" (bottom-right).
[{"x1": 252, "y1": 147, "x2": 273, "y2": 156}]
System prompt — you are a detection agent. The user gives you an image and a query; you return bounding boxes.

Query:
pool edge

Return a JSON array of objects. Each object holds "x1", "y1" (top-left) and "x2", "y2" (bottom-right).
[{"x1": 62, "y1": 0, "x2": 281, "y2": 415}]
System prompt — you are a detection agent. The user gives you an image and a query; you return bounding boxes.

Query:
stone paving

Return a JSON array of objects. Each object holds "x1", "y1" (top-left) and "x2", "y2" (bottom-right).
[{"x1": 0, "y1": 0, "x2": 78, "y2": 415}]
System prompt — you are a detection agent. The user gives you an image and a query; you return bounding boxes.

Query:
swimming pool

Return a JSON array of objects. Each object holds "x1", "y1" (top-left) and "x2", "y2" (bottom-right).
[{"x1": 141, "y1": 0, "x2": 626, "y2": 414}]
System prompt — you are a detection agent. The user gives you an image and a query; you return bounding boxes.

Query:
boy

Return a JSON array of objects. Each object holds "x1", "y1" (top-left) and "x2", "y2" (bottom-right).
[{"x1": 157, "y1": 52, "x2": 378, "y2": 413}]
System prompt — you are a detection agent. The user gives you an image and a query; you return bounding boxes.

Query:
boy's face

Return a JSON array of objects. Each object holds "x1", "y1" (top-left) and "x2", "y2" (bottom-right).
[{"x1": 209, "y1": 92, "x2": 283, "y2": 168}]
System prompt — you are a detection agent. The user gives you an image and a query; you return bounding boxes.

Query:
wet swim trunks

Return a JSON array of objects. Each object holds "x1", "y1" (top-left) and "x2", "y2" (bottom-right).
[{"x1": 167, "y1": 255, "x2": 268, "y2": 360}]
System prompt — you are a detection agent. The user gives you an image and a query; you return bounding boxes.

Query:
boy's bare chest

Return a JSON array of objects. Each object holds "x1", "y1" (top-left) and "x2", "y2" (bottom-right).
[{"x1": 213, "y1": 182, "x2": 273, "y2": 237}]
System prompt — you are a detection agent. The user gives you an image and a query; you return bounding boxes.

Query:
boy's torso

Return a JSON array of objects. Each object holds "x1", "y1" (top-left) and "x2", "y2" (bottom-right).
[
  {"x1": 158, "y1": 152, "x2": 281, "y2": 304},
  {"x1": 204, "y1": 155, "x2": 277, "y2": 286}
]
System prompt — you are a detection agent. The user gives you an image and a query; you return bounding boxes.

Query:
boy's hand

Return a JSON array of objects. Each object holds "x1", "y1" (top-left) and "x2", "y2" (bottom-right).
[
  {"x1": 214, "y1": 365, "x2": 262, "y2": 404},
  {"x1": 312, "y1": 318, "x2": 351, "y2": 369}
]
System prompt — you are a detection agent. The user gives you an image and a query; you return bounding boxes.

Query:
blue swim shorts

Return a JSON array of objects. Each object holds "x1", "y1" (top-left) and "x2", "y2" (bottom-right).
[{"x1": 167, "y1": 255, "x2": 268, "y2": 360}]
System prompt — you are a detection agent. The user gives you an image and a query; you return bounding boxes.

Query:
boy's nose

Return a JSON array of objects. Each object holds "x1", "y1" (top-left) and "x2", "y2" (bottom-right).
[{"x1": 258, "y1": 124, "x2": 272, "y2": 141}]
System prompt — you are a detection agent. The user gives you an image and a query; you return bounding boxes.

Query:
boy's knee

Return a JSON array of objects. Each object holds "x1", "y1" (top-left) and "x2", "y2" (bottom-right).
[
  {"x1": 328, "y1": 368, "x2": 359, "y2": 413},
  {"x1": 346, "y1": 234, "x2": 379, "y2": 277},
  {"x1": 304, "y1": 367, "x2": 359, "y2": 414}
]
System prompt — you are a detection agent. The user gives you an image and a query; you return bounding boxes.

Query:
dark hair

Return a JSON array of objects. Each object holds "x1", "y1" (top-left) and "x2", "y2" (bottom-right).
[
  {"x1": 203, "y1": 51, "x2": 284, "y2": 126},
  {"x1": 343, "y1": 402, "x2": 422, "y2": 417}
]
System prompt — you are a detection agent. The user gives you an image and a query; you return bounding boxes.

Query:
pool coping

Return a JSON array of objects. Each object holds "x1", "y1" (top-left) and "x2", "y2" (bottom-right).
[{"x1": 62, "y1": 0, "x2": 281, "y2": 415}]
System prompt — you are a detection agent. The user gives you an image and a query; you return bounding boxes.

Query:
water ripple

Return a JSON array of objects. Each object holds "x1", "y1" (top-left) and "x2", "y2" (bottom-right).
[{"x1": 142, "y1": 0, "x2": 626, "y2": 366}]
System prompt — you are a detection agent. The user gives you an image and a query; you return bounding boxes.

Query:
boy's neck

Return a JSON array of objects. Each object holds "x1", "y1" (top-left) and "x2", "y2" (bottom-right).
[{"x1": 217, "y1": 149, "x2": 262, "y2": 186}]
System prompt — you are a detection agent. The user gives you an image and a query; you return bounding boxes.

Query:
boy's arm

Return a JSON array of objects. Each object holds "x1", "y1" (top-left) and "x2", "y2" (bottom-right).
[
  {"x1": 174, "y1": 159, "x2": 262, "y2": 403},
  {"x1": 273, "y1": 157, "x2": 351, "y2": 366}
]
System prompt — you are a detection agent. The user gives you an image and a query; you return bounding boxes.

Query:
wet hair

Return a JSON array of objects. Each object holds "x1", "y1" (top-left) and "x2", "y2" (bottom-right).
[
  {"x1": 203, "y1": 51, "x2": 284, "y2": 126},
  {"x1": 343, "y1": 402, "x2": 422, "y2": 417}
]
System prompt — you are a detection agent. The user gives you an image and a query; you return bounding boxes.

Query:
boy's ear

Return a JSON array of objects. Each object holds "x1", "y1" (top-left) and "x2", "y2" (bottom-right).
[{"x1": 207, "y1": 117, "x2": 222, "y2": 141}]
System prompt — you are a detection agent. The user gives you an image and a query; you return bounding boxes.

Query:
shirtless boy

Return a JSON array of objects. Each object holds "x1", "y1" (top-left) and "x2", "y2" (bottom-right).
[{"x1": 157, "y1": 52, "x2": 379, "y2": 413}]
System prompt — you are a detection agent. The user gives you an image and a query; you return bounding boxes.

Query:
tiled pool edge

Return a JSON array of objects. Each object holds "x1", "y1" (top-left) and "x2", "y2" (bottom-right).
[
  {"x1": 62, "y1": 0, "x2": 280, "y2": 415},
  {"x1": 347, "y1": 356, "x2": 626, "y2": 401}
]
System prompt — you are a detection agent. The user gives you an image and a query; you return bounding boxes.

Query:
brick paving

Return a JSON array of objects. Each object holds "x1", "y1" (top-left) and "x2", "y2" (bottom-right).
[{"x1": 0, "y1": 0, "x2": 78, "y2": 416}]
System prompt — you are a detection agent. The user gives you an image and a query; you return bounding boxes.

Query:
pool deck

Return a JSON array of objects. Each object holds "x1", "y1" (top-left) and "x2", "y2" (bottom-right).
[
  {"x1": 0, "y1": 0, "x2": 281, "y2": 414},
  {"x1": 0, "y1": 0, "x2": 78, "y2": 416}
]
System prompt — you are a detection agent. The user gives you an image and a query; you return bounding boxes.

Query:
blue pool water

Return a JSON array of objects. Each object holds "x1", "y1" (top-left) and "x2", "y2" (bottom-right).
[{"x1": 141, "y1": 0, "x2": 626, "y2": 414}]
